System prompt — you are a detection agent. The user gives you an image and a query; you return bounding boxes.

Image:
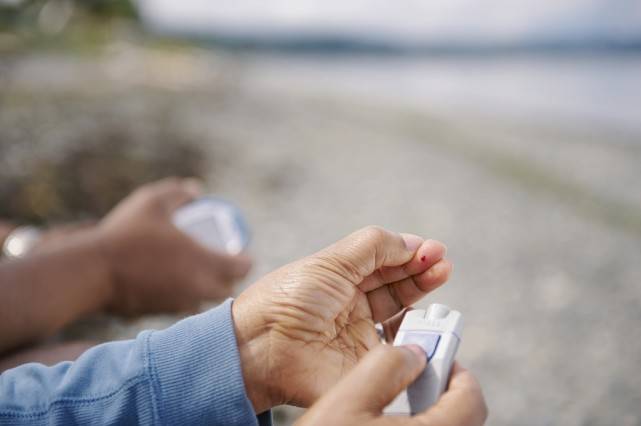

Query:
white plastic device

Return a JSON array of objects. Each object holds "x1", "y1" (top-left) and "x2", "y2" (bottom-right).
[
  {"x1": 384, "y1": 304, "x2": 463, "y2": 416},
  {"x1": 2, "y1": 226, "x2": 42, "y2": 259},
  {"x1": 172, "y1": 197, "x2": 249, "y2": 255}
]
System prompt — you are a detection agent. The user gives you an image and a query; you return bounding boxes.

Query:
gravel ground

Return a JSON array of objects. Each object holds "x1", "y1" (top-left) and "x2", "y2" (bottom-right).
[{"x1": 1, "y1": 46, "x2": 640, "y2": 425}]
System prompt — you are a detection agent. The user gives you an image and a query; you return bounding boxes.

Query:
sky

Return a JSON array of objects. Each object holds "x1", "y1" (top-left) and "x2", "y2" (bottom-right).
[{"x1": 136, "y1": 0, "x2": 641, "y2": 47}]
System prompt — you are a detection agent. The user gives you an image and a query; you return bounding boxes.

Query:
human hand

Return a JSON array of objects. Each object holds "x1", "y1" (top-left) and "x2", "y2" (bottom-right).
[
  {"x1": 97, "y1": 178, "x2": 251, "y2": 316},
  {"x1": 297, "y1": 345, "x2": 487, "y2": 426},
  {"x1": 232, "y1": 226, "x2": 452, "y2": 412}
]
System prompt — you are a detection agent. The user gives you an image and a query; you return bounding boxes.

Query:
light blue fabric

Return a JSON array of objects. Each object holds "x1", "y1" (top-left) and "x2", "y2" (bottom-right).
[{"x1": 0, "y1": 299, "x2": 271, "y2": 425}]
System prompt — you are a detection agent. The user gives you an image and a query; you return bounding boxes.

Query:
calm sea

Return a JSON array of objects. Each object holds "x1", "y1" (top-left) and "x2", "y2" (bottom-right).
[{"x1": 242, "y1": 53, "x2": 641, "y2": 136}]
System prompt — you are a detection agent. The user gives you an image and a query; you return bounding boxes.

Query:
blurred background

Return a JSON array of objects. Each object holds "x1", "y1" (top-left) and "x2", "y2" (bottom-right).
[{"x1": 1, "y1": 1, "x2": 641, "y2": 424}]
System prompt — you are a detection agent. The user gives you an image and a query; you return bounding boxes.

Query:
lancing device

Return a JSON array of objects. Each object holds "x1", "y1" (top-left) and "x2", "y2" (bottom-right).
[
  {"x1": 384, "y1": 304, "x2": 463, "y2": 416},
  {"x1": 172, "y1": 196, "x2": 250, "y2": 255}
]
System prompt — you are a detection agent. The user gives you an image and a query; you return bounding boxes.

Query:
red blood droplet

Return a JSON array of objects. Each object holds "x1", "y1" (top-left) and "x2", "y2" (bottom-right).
[{"x1": 420, "y1": 255, "x2": 426, "y2": 262}]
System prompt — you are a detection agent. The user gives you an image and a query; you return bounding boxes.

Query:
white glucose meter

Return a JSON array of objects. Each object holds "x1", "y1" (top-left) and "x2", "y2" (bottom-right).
[
  {"x1": 172, "y1": 197, "x2": 250, "y2": 255},
  {"x1": 384, "y1": 304, "x2": 463, "y2": 416}
]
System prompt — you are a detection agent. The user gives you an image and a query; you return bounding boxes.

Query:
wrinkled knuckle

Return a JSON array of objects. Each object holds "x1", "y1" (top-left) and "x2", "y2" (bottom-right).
[
  {"x1": 308, "y1": 251, "x2": 359, "y2": 284},
  {"x1": 355, "y1": 225, "x2": 389, "y2": 255},
  {"x1": 359, "y1": 225, "x2": 388, "y2": 245},
  {"x1": 304, "y1": 254, "x2": 335, "y2": 273}
]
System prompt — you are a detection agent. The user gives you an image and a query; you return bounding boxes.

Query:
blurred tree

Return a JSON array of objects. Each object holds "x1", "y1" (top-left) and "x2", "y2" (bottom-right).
[
  {"x1": 0, "y1": 0, "x2": 137, "y2": 33},
  {"x1": 74, "y1": 0, "x2": 137, "y2": 20}
]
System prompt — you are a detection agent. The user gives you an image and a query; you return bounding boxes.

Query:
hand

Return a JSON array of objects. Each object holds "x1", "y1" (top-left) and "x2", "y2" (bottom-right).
[
  {"x1": 97, "y1": 178, "x2": 251, "y2": 316},
  {"x1": 232, "y1": 226, "x2": 452, "y2": 412},
  {"x1": 297, "y1": 345, "x2": 487, "y2": 426}
]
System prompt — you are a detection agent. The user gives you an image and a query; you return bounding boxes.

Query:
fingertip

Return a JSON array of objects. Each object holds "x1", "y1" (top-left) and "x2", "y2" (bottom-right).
[
  {"x1": 405, "y1": 240, "x2": 446, "y2": 273},
  {"x1": 439, "y1": 258, "x2": 453, "y2": 278},
  {"x1": 146, "y1": 177, "x2": 204, "y2": 211},
  {"x1": 403, "y1": 240, "x2": 448, "y2": 279},
  {"x1": 231, "y1": 254, "x2": 252, "y2": 278},
  {"x1": 181, "y1": 177, "x2": 204, "y2": 199},
  {"x1": 420, "y1": 240, "x2": 447, "y2": 262},
  {"x1": 210, "y1": 251, "x2": 252, "y2": 279},
  {"x1": 415, "y1": 258, "x2": 452, "y2": 291}
]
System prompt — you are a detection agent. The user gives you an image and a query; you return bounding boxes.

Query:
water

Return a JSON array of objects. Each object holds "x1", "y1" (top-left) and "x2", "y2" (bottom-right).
[
  {"x1": 136, "y1": 0, "x2": 641, "y2": 135},
  {"x1": 137, "y1": 0, "x2": 641, "y2": 47},
  {"x1": 242, "y1": 53, "x2": 641, "y2": 136}
]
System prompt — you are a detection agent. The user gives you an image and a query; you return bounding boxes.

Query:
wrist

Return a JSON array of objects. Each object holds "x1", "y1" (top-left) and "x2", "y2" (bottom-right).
[
  {"x1": 84, "y1": 227, "x2": 117, "y2": 312},
  {"x1": 147, "y1": 300, "x2": 263, "y2": 425},
  {"x1": 0, "y1": 222, "x2": 17, "y2": 249},
  {"x1": 232, "y1": 292, "x2": 283, "y2": 414}
]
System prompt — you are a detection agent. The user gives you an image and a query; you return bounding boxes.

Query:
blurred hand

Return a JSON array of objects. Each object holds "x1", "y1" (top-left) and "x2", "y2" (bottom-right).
[
  {"x1": 232, "y1": 226, "x2": 452, "y2": 412},
  {"x1": 97, "y1": 178, "x2": 251, "y2": 316},
  {"x1": 297, "y1": 345, "x2": 487, "y2": 426}
]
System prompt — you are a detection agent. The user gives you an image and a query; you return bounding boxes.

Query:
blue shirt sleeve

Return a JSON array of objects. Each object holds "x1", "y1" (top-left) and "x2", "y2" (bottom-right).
[{"x1": 0, "y1": 299, "x2": 271, "y2": 426}]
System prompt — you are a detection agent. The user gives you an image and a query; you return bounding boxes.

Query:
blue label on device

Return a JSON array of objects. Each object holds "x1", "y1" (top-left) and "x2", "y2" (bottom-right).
[{"x1": 400, "y1": 332, "x2": 441, "y2": 361}]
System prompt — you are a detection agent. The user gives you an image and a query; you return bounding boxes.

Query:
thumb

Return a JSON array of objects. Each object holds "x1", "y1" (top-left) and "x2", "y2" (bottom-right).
[
  {"x1": 325, "y1": 344, "x2": 427, "y2": 415},
  {"x1": 148, "y1": 177, "x2": 204, "y2": 213},
  {"x1": 318, "y1": 226, "x2": 423, "y2": 284}
]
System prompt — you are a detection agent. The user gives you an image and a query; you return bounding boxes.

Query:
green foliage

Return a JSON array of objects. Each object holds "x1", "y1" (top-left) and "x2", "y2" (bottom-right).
[
  {"x1": 0, "y1": 0, "x2": 138, "y2": 33},
  {"x1": 0, "y1": 0, "x2": 141, "y2": 53},
  {"x1": 73, "y1": 0, "x2": 138, "y2": 20}
]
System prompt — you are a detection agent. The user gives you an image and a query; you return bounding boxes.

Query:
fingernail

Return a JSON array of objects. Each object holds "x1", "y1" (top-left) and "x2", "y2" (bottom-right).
[
  {"x1": 425, "y1": 239, "x2": 448, "y2": 257},
  {"x1": 401, "y1": 233, "x2": 423, "y2": 252},
  {"x1": 403, "y1": 344, "x2": 426, "y2": 362}
]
